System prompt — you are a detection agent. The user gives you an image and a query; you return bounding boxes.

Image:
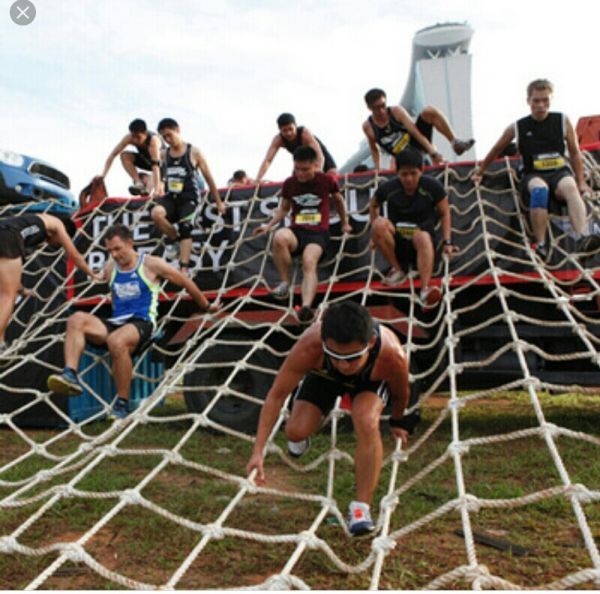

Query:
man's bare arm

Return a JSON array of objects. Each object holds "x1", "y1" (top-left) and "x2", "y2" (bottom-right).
[
  {"x1": 256, "y1": 136, "x2": 283, "y2": 181},
  {"x1": 100, "y1": 134, "x2": 131, "y2": 178}
]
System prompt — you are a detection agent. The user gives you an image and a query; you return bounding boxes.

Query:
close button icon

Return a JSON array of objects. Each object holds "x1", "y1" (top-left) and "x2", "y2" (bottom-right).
[{"x1": 10, "y1": 0, "x2": 36, "y2": 25}]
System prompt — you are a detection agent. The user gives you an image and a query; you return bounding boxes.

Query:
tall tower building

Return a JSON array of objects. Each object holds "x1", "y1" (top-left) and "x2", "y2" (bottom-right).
[{"x1": 341, "y1": 22, "x2": 475, "y2": 172}]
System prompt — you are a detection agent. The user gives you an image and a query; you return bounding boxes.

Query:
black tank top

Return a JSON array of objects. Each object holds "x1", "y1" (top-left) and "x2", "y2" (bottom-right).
[
  {"x1": 0, "y1": 214, "x2": 47, "y2": 248},
  {"x1": 137, "y1": 131, "x2": 162, "y2": 161},
  {"x1": 322, "y1": 323, "x2": 382, "y2": 385},
  {"x1": 164, "y1": 144, "x2": 200, "y2": 200},
  {"x1": 281, "y1": 126, "x2": 331, "y2": 161},
  {"x1": 369, "y1": 108, "x2": 411, "y2": 155},
  {"x1": 516, "y1": 112, "x2": 567, "y2": 174}
]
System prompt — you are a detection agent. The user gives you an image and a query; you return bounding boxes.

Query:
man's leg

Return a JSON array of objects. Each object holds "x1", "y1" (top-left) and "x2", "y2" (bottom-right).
[
  {"x1": 120, "y1": 151, "x2": 142, "y2": 184},
  {"x1": 413, "y1": 231, "x2": 435, "y2": 289},
  {"x1": 419, "y1": 107, "x2": 474, "y2": 155},
  {"x1": 351, "y1": 391, "x2": 385, "y2": 505},
  {"x1": 151, "y1": 203, "x2": 178, "y2": 241},
  {"x1": 64, "y1": 312, "x2": 108, "y2": 370},
  {"x1": 527, "y1": 177, "x2": 550, "y2": 245},
  {"x1": 272, "y1": 228, "x2": 297, "y2": 285},
  {"x1": 285, "y1": 399, "x2": 323, "y2": 443},
  {"x1": 48, "y1": 312, "x2": 108, "y2": 395},
  {"x1": 555, "y1": 175, "x2": 587, "y2": 236},
  {"x1": 0, "y1": 257, "x2": 22, "y2": 344},
  {"x1": 370, "y1": 218, "x2": 403, "y2": 272},
  {"x1": 300, "y1": 243, "x2": 323, "y2": 308},
  {"x1": 177, "y1": 202, "x2": 198, "y2": 271},
  {"x1": 105, "y1": 324, "x2": 141, "y2": 401}
]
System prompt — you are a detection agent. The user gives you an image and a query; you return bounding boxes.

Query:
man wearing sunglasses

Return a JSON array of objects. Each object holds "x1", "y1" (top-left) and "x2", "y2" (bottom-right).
[{"x1": 246, "y1": 300, "x2": 410, "y2": 537}]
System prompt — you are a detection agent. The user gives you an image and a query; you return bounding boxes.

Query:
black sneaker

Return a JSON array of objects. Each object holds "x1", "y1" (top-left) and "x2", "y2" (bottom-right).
[
  {"x1": 576, "y1": 234, "x2": 600, "y2": 255},
  {"x1": 535, "y1": 243, "x2": 549, "y2": 262},
  {"x1": 297, "y1": 306, "x2": 314, "y2": 325},
  {"x1": 452, "y1": 138, "x2": 475, "y2": 156}
]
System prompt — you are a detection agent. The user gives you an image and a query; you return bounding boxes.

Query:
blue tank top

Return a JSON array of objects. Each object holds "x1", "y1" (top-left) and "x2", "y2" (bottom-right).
[{"x1": 109, "y1": 253, "x2": 159, "y2": 328}]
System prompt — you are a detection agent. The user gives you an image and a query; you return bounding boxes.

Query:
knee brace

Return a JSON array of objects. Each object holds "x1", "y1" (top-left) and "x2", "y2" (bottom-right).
[
  {"x1": 178, "y1": 221, "x2": 193, "y2": 239},
  {"x1": 530, "y1": 186, "x2": 549, "y2": 209}
]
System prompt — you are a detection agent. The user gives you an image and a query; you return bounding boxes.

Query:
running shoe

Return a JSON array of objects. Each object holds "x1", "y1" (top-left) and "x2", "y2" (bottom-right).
[
  {"x1": 348, "y1": 501, "x2": 375, "y2": 537},
  {"x1": 420, "y1": 286, "x2": 442, "y2": 307},
  {"x1": 47, "y1": 368, "x2": 83, "y2": 397},
  {"x1": 382, "y1": 268, "x2": 405, "y2": 286},
  {"x1": 108, "y1": 397, "x2": 129, "y2": 421},
  {"x1": 271, "y1": 281, "x2": 290, "y2": 300},
  {"x1": 129, "y1": 181, "x2": 149, "y2": 196},
  {"x1": 452, "y1": 138, "x2": 475, "y2": 156},
  {"x1": 287, "y1": 437, "x2": 311, "y2": 458},
  {"x1": 297, "y1": 306, "x2": 314, "y2": 325},
  {"x1": 534, "y1": 242, "x2": 550, "y2": 262},
  {"x1": 576, "y1": 234, "x2": 600, "y2": 255},
  {"x1": 163, "y1": 242, "x2": 180, "y2": 261}
]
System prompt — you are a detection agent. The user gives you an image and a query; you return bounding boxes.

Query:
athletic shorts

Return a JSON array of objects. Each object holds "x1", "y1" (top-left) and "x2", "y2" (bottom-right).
[
  {"x1": 291, "y1": 227, "x2": 330, "y2": 257},
  {"x1": 152, "y1": 193, "x2": 198, "y2": 225},
  {"x1": 133, "y1": 152, "x2": 153, "y2": 171},
  {"x1": 292, "y1": 369, "x2": 390, "y2": 416},
  {"x1": 322, "y1": 147, "x2": 337, "y2": 172},
  {"x1": 99, "y1": 317, "x2": 154, "y2": 355},
  {"x1": 520, "y1": 167, "x2": 573, "y2": 212},
  {"x1": 408, "y1": 114, "x2": 434, "y2": 153},
  {"x1": 393, "y1": 223, "x2": 435, "y2": 273},
  {"x1": 0, "y1": 228, "x2": 25, "y2": 259}
]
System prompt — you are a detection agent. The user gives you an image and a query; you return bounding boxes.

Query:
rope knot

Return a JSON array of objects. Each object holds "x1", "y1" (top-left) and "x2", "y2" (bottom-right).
[
  {"x1": 263, "y1": 574, "x2": 292, "y2": 590},
  {"x1": 165, "y1": 451, "x2": 183, "y2": 464},
  {"x1": 102, "y1": 445, "x2": 118, "y2": 457},
  {"x1": 78, "y1": 442, "x2": 93, "y2": 454},
  {"x1": 372, "y1": 535, "x2": 396, "y2": 555},
  {"x1": 203, "y1": 523, "x2": 225, "y2": 540},
  {"x1": 391, "y1": 449, "x2": 408, "y2": 463},
  {"x1": 0, "y1": 536, "x2": 18, "y2": 554},
  {"x1": 380, "y1": 494, "x2": 399, "y2": 511},
  {"x1": 121, "y1": 489, "x2": 142, "y2": 505},
  {"x1": 541, "y1": 422, "x2": 559, "y2": 438},
  {"x1": 36, "y1": 469, "x2": 51, "y2": 482},
  {"x1": 568, "y1": 483, "x2": 595, "y2": 503},
  {"x1": 447, "y1": 441, "x2": 469, "y2": 457},
  {"x1": 465, "y1": 563, "x2": 490, "y2": 581},
  {"x1": 63, "y1": 543, "x2": 86, "y2": 563},
  {"x1": 461, "y1": 494, "x2": 481, "y2": 513},
  {"x1": 299, "y1": 531, "x2": 321, "y2": 549}
]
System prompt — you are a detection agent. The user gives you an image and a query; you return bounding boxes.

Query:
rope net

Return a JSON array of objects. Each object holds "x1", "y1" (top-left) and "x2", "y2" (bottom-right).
[{"x1": 0, "y1": 155, "x2": 599, "y2": 589}]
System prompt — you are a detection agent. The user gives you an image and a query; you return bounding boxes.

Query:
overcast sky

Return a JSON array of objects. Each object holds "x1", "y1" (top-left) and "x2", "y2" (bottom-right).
[{"x1": 2, "y1": 0, "x2": 599, "y2": 196}]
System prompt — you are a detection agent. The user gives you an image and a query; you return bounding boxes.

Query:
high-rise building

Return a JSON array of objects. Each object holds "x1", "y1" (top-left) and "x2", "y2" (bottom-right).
[{"x1": 341, "y1": 22, "x2": 475, "y2": 172}]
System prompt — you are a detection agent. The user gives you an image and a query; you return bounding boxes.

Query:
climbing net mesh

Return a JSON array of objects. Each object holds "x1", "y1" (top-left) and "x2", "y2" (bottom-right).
[{"x1": 0, "y1": 157, "x2": 599, "y2": 590}]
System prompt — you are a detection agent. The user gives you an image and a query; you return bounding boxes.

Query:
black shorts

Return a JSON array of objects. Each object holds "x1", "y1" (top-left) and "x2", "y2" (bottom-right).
[
  {"x1": 408, "y1": 114, "x2": 434, "y2": 153},
  {"x1": 292, "y1": 369, "x2": 390, "y2": 416},
  {"x1": 133, "y1": 152, "x2": 153, "y2": 171},
  {"x1": 152, "y1": 193, "x2": 198, "y2": 225},
  {"x1": 0, "y1": 228, "x2": 25, "y2": 259},
  {"x1": 393, "y1": 223, "x2": 435, "y2": 273},
  {"x1": 291, "y1": 227, "x2": 330, "y2": 257},
  {"x1": 322, "y1": 148, "x2": 337, "y2": 172},
  {"x1": 520, "y1": 167, "x2": 573, "y2": 211},
  {"x1": 100, "y1": 317, "x2": 155, "y2": 355}
]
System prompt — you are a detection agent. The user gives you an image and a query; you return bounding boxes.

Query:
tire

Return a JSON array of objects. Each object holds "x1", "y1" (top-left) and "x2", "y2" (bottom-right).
[{"x1": 183, "y1": 336, "x2": 279, "y2": 434}]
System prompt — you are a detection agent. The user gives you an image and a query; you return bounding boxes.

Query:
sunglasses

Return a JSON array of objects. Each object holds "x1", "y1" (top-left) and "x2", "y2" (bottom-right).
[{"x1": 322, "y1": 342, "x2": 370, "y2": 362}]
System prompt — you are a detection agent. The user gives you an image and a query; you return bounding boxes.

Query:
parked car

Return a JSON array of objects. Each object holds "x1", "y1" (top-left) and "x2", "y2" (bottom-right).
[{"x1": 0, "y1": 149, "x2": 77, "y2": 213}]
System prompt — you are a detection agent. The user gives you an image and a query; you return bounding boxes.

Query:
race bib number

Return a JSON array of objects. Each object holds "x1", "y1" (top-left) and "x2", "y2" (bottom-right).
[
  {"x1": 296, "y1": 211, "x2": 322, "y2": 225},
  {"x1": 533, "y1": 152, "x2": 565, "y2": 171},
  {"x1": 167, "y1": 178, "x2": 184, "y2": 194},
  {"x1": 395, "y1": 222, "x2": 419, "y2": 238},
  {"x1": 392, "y1": 133, "x2": 410, "y2": 154}
]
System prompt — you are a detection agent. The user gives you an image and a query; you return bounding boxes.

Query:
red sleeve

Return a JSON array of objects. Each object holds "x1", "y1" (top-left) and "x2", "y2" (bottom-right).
[{"x1": 329, "y1": 176, "x2": 340, "y2": 194}]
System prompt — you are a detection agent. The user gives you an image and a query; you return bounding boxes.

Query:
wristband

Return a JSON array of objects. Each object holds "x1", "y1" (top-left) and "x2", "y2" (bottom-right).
[
  {"x1": 443, "y1": 239, "x2": 452, "y2": 246},
  {"x1": 151, "y1": 159, "x2": 160, "y2": 166},
  {"x1": 389, "y1": 410, "x2": 421, "y2": 433}
]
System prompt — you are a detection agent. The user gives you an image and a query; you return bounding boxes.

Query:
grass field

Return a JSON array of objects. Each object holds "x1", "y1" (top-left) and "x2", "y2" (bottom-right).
[{"x1": 0, "y1": 390, "x2": 599, "y2": 590}]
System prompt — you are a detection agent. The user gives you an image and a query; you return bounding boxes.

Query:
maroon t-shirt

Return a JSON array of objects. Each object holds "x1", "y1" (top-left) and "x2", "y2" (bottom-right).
[{"x1": 281, "y1": 172, "x2": 340, "y2": 232}]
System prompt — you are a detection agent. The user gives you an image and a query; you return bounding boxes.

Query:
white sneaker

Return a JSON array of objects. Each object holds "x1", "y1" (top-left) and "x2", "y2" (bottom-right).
[
  {"x1": 163, "y1": 242, "x2": 180, "y2": 261},
  {"x1": 287, "y1": 437, "x2": 311, "y2": 458},
  {"x1": 382, "y1": 269, "x2": 406, "y2": 286},
  {"x1": 348, "y1": 501, "x2": 375, "y2": 536},
  {"x1": 272, "y1": 281, "x2": 290, "y2": 300}
]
